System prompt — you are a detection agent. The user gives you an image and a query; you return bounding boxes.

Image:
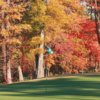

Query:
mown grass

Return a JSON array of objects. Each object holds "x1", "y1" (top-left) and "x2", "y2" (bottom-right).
[{"x1": 0, "y1": 75, "x2": 100, "y2": 100}]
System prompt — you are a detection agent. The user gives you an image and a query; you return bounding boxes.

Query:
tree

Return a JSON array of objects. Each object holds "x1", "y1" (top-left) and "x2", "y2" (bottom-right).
[
  {"x1": 27, "y1": 0, "x2": 84, "y2": 77},
  {"x1": 0, "y1": 0, "x2": 31, "y2": 84}
]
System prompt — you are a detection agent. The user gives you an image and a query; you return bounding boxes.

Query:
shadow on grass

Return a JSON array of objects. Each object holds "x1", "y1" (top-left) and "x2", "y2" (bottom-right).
[{"x1": 0, "y1": 76, "x2": 100, "y2": 97}]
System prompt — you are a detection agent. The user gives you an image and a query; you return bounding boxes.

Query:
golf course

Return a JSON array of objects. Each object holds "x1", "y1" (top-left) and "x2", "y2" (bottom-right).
[{"x1": 0, "y1": 76, "x2": 100, "y2": 100}]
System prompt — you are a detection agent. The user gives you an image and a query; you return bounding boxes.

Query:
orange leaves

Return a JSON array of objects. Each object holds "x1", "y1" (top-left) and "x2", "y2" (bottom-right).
[
  {"x1": 9, "y1": 14, "x2": 22, "y2": 21},
  {"x1": 0, "y1": 0, "x2": 31, "y2": 37},
  {"x1": 45, "y1": 54, "x2": 55, "y2": 68},
  {"x1": 0, "y1": 29, "x2": 9, "y2": 37}
]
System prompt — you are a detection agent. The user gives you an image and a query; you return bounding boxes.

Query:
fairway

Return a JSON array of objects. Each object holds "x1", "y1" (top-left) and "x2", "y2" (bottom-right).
[{"x1": 0, "y1": 76, "x2": 100, "y2": 100}]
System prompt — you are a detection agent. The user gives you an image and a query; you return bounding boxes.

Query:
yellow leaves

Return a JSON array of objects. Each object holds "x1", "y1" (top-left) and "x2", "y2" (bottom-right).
[
  {"x1": 29, "y1": 35, "x2": 44, "y2": 55},
  {"x1": 0, "y1": 29, "x2": 9, "y2": 37},
  {"x1": 29, "y1": 0, "x2": 84, "y2": 41},
  {"x1": 9, "y1": 13, "x2": 22, "y2": 21},
  {"x1": 0, "y1": 1, "x2": 25, "y2": 20},
  {"x1": 31, "y1": 0, "x2": 46, "y2": 23},
  {"x1": 20, "y1": 24, "x2": 32, "y2": 32},
  {"x1": 30, "y1": 36, "x2": 41, "y2": 46},
  {"x1": 0, "y1": 1, "x2": 32, "y2": 58},
  {"x1": 44, "y1": 0, "x2": 66, "y2": 33},
  {"x1": 45, "y1": 55, "x2": 55, "y2": 68},
  {"x1": 0, "y1": 0, "x2": 6, "y2": 6},
  {"x1": 47, "y1": 0, "x2": 65, "y2": 18},
  {"x1": 12, "y1": 48, "x2": 22, "y2": 59},
  {"x1": 7, "y1": 4, "x2": 26, "y2": 21},
  {"x1": 62, "y1": 0, "x2": 83, "y2": 13},
  {"x1": 10, "y1": 25, "x2": 21, "y2": 34},
  {"x1": 44, "y1": 0, "x2": 83, "y2": 35},
  {"x1": 0, "y1": 1, "x2": 31, "y2": 37},
  {"x1": 10, "y1": 24, "x2": 32, "y2": 34},
  {"x1": 9, "y1": 38, "x2": 21, "y2": 45},
  {"x1": 25, "y1": 52, "x2": 35, "y2": 63},
  {"x1": 30, "y1": 48, "x2": 44, "y2": 55},
  {"x1": 5, "y1": 37, "x2": 21, "y2": 45}
]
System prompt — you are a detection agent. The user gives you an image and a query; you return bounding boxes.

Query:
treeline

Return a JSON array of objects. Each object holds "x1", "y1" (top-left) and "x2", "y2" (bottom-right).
[{"x1": 0, "y1": 0, "x2": 100, "y2": 84}]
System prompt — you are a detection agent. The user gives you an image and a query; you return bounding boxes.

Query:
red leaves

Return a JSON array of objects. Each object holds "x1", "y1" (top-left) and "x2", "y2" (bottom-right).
[{"x1": 49, "y1": 19, "x2": 100, "y2": 73}]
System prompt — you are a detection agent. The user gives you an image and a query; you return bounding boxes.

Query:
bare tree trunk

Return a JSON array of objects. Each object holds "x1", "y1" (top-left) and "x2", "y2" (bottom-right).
[
  {"x1": 94, "y1": 55, "x2": 98, "y2": 72},
  {"x1": 37, "y1": 30, "x2": 44, "y2": 78},
  {"x1": 2, "y1": 42, "x2": 7, "y2": 83},
  {"x1": 37, "y1": 53, "x2": 44, "y2": 78},
  {"x1": 1, "y1": 1, "x2": 7, "y2": 83},
  {"x1": 7, "y1": 59, "x2": 12, "y2": 84},
  {"x1": 18, "y1": 65, "x2": 24, "y2": 82},
  {"x1": 4, "y1": 0, "x2": 12, "y2": 84}
]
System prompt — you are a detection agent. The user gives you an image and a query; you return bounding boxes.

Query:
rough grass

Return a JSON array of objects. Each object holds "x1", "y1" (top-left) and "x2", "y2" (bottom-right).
[{"x1": 0, "y1": 75, "x2": 100, "y2": 100}]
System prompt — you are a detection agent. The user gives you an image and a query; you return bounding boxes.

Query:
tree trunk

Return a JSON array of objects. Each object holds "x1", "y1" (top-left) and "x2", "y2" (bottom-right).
[
  {"x1": 94, "y1": 1, "x2": 100, "y2": 44},
  {"x1": 2, "y1": 42, "x2": 7, "y2": 83},
  {"x1": 37, "y1": 30, "x2": 44, "y2": 78},
  {"x1": 18, "y1": 65, "x2": 24, "y2": 82},
  {"x1": 6, "y1": 59, "x2": 12, "y2": 84},
  {"x1": 1, "y1": 2, "x2": 7, "y2": 83},
  {"x1": 37, "y1": 53, "x2": 44, "y2": 78}
]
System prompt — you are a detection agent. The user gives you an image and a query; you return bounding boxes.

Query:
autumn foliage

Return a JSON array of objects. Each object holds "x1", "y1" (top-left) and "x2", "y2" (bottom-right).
[{"x1": 0, "y1": 0, "x2": 100, "y2": 84}]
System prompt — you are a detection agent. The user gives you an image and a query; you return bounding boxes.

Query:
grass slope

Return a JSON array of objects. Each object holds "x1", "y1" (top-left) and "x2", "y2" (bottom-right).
[{"x1": 0, "y1": 76, "x2": 100, "y2": 100}]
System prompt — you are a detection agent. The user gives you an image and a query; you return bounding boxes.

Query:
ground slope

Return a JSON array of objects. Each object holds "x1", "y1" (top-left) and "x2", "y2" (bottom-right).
[{"x1": 0, "y1": 76, "x2": 100, "y2": 100}]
